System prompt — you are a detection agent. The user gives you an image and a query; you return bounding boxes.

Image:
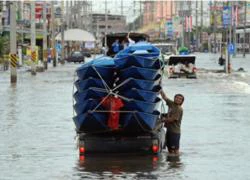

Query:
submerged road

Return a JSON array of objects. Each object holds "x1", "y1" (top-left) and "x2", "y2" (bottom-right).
[{"x1": 1, "y1": 53, "x2": 250, "y2": 179}]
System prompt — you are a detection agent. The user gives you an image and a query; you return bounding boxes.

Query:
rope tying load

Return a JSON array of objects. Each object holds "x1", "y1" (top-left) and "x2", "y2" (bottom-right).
[{"x1": 73, "y1": 48, "x2": 165, "y2": 133}]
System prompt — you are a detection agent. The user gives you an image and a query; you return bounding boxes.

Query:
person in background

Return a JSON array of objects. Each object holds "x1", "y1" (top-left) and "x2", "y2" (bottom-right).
[
  {"x1": 47, "y1": 48, "x2": 52, "y2": 63},
  {"x1": 218, "y1": 44, "x2": 226, "y2": 66},
  {"x1": 112, "y1": 39, "x2": 121, "y2": 54},
  {"x1": 127, "y1": 32, "x2": 135, "y2": 46},
  {"x1": 160, "y1": 90, "x2": 184, "y2": 156},
  {"x1": 121, "y1": 39, "x2": 128, "y2": 50}
]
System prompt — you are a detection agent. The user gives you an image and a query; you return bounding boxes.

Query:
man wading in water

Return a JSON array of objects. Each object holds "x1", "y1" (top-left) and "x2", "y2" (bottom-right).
[{"x1": 160, "y1": 90, "x2": 184, "y2": 156}]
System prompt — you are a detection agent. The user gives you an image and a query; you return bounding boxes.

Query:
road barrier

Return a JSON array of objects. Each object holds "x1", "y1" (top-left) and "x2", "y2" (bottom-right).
[{"x1": 10, "y1": 54, "x2": 17, "y2": 68}]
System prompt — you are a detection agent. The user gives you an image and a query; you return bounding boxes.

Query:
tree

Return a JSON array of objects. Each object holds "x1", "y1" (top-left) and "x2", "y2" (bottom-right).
[{"x1": 0, "y1": 35, "x2": 10, "y2": 58}]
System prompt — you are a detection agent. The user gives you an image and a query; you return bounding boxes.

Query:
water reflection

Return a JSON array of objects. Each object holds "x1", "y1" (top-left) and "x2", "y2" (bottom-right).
[
  {"x1": 6, "y1": 85, "x2": 18, "y2": 129},
  {"x1": 77, "y1": 153, "x2": 161, "y2": 171},
  {"x1": 74, "y1": 152, "x2": 185, "y2": 179},
  {"x1": 75, "y1": 153, "x2": 164, "y2": 179},
  {"x1": 166, "y1": 154, "x2": 183, "y2": 169}
]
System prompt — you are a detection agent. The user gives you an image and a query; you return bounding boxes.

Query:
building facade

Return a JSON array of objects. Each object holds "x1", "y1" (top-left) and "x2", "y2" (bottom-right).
[
  {"x1": 92, "y1": 13, "x2": 126, "y2": 42},
  {"x1": 141, "y1": 1, "x2": 175, "y2": 40}
]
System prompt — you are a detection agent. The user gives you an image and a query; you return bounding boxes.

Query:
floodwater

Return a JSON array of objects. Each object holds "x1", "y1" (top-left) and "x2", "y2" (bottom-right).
[{"x1": 1, "y1": 53, "x2": 250, "y2": 180}]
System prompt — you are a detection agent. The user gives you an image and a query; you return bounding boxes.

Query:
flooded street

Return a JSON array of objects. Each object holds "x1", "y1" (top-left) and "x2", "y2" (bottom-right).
[{"x1": 1, "y1": 53, "x2": 250, "y2": 180}]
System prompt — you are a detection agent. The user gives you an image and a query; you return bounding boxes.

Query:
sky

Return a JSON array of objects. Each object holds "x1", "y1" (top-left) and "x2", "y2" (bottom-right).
[{"x1": 91, "y1": 0, "x2": 142, "y2": 23}]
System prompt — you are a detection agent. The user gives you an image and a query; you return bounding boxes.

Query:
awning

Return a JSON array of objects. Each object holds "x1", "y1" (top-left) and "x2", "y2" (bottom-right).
[{"x1": 55, "y1": 28, "x2": 96, "y2": 42}]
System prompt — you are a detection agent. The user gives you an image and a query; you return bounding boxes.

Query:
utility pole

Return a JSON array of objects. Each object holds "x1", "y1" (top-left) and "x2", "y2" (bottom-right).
[
  {"x1": 104, "y1": 0, "x2": 107, "y2": 53},
  {"x1": 200, "y1": 0, "x2": 203, "y2": 52},
  {"x1": 171, "y1": 0, "x2": 173, "y2": 17},
  {"x1": 160, "y1": 1, "x2": 163, "y2": 39},
  {"x1": 175, "y1": 0, "x2": 177, "y2": 17},
  {"x1": 243, "y1": 1, "x2": 246, "y2": 58},
  {"x1": 10, "y1": 1, "x2": 17, "y2": 83},
  {"x1": 213, "y1": 1, "x2": 217, "y2": 53},
  {"x1": 51, "y1": 1, "x2": 56, "y2": 67},
  {"x1": 227, "y1": 1, "x2": 232, "y2": 73},
  {"x1": 181, "y1": 1, "x2": 185, "y2": 47},
  {"x1": 66, "y1": 1, "x2": 69, "y2": 29},
  {"x1": 188, "y1": 1, "x2": 192, "y2": 50},
  {"x1": 233, "y1": 2, "x2": 237, "y2": 57},
  {"x1": 174, "y1": 1, "x2": 178, "y2": 50},
  {"x1": 66, "y1": 1, "x2": 69, "y2": 58},
  {"x1": 43, "y1": 1, "x2": 48, "y2": 70},
  {"x1": 121, "y1": 0, "x2": 123, "y2": 16},
  {"x1": 139, "y1": 0, "x2": 142, "y2": 29},
  {"x1": 90, "y1": 1, "x2": 93, "y2": 33},
  {"x1": 19, "y1": 1, "x2": 24, "y2": 60},
  {"x1": 195, "y1": 1, "x2": 198, "y2": 52},
  {"x1": 78, "y1": 1, "x2": 82, "y2": 29},
  {"x1": 61, "y1": 1, "x2": 65, "y2": 64},
  {"x1": 170, "y1": 0, "x2": 173, "y2": 41},
  {"x1": 31, "y1": 1, "x2": 36, "y2": 75},
  {"x1": 133, "y1": 0, "x2": 135, "y2": 31},
  {"x1": 18, "y1": 1, "x2": 23, "y2": 66},
  {"x1": 70, "y1": 1, "x2": 73, "y2": 29}
]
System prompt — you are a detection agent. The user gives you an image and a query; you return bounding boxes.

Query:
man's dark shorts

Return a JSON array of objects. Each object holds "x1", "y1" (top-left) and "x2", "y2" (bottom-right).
[{"x1": 166, "y1": 131, "x2": 180, "y2": 150}]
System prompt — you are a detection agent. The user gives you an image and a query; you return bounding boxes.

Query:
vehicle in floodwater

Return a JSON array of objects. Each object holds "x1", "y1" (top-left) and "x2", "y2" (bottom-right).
[
  {"x1": 104, "y1": 32, "x2": 150, "y2": 57},
  {"x1": 74, "y1": 32, "x2": 165, "y2": 156},
  {"x1": 167, "y1": 55, "x2": 197, "y2": 79}
]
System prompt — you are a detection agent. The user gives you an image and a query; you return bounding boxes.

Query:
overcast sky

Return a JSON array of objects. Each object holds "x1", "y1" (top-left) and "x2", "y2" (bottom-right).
[{"x1": 91, "y1": 0, "x2": 142, "y2": 23}]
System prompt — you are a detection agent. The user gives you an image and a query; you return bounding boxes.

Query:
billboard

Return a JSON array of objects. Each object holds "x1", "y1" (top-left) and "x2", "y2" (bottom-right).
[
  {"x1": 35, "y1": 2, "x2": 51, "y2": 20},
  {"x1": 165, "y1": 20, "x2": 173, "y2": 39},
  {"x1": 223, "y1": 6, "x2": 231, "y2": 27}
]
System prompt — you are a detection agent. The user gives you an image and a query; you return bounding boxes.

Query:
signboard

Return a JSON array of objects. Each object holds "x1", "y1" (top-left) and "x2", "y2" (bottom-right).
[
  {"x1": 228, "y1": 43, "x2": 235, "y2": 54},
  {"x1": 246, "y1": 1, "x2": 250, "y2": 23},
  {"x1": 85, "y1": 42, "x2": 95, "y2": 49},
  {"x1": 223, "y1": 6, "x2": 231, "y2": 28},
  {"x1": 209, "y1": 2, "x2": 223, "y2": 27},
  {"x1": 55, "y1": 6, "x2": 62, "y2": 18},
  {"x1": 165, "y1": 20, "x2": 173, "y2": 39},
  {"x1": 172, "y1": 16, "x2": 182, "y2": 38},
  {"x1": 35, "y1": 2, "x2": 50, "y2": 19},
  {"x1": 26, "y1": 46, "x2": 39, "y2": 61}
]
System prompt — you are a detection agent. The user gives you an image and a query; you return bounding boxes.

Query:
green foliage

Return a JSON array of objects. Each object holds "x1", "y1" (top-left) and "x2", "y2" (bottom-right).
[{"x1": 0, "y1": 35, "x2": 10, "y2": 58}]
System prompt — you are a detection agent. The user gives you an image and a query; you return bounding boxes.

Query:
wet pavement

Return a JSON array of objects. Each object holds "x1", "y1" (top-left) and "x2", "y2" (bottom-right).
[{"x1": 1, "y1": 53, "x2": 250, "y2": 179}]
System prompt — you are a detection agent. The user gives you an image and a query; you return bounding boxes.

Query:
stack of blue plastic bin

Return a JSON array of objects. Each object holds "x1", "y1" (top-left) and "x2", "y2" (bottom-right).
[
  {"x1": 73, "y1": 57, "x2": 116, "y2": 133},
  {"x1": 114, "y1": 42, "x2": 163, "y2": 132},
  {"x1": 72, "y1": 42, "x2": 164, "y2": 134}
]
